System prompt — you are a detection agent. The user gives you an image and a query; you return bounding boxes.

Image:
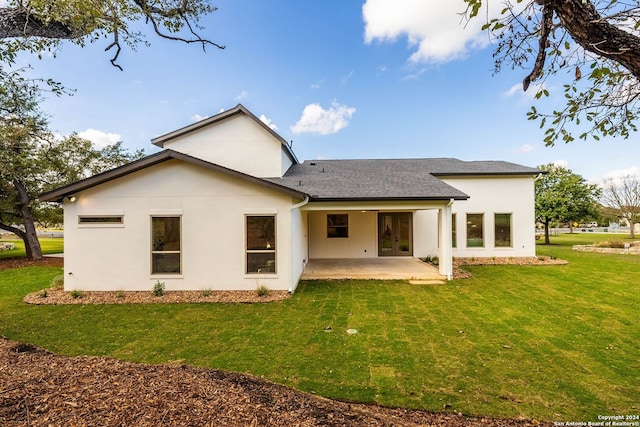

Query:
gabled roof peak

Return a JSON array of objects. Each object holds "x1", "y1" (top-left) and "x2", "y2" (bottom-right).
[{"x1": 151, "y1": 104, "x2": 298, "y2": 164}]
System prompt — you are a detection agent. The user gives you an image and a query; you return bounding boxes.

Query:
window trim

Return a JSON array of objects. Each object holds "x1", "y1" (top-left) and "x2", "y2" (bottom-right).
[
  {"x1": 150, "y1": 215, "x2": 182, "y2": 276},
  {"x1": 466, "y1": 213, "x2": 485, "y2": 248},
  {"x1": 451, "y1": 213, "x2": 457, "y2": 249},
  {"x1": 245, "y1": 214, "x2": 277, "y2": 275},
  {"x1": 77, "y1": 211, "x2": 125, "y2": 228},
  {"x1": 494, "y1": 213, "x2": 513, "y2": 248},
  {"x1": 78, "y1": 215, "x2": 124, "y2": 225},
  {"x1": 327, "y1": 213, "x2": 349, "y2": 238}
]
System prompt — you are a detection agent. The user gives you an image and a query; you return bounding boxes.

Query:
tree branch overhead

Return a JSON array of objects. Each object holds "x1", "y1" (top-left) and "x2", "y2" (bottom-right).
[{"x1": 0, "y1": 1, "x2": 224, "y2": 69}]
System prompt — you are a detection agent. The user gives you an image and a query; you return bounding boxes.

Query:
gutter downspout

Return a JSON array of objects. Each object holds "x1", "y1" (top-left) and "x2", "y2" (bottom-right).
[
  {"x1": 289, "y1": 196, "x2": 310, "y2": 293},
  {"x1": 291, "y1": 195, "x2": 310, "y2": 210}
]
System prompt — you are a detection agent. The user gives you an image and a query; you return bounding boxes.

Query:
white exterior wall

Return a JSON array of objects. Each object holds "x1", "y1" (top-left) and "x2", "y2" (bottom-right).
[
  {"x1": 289, "y1": 209, "x2": 308, "y2": 292},
  {"x1": 308, "y1": 211, "x2": 378, "y2": 258},
  {"x1": 443, "y1": 175, "x2": 537, "y2": 258},
  {"x1": 412, "y1": 209, "x2": 439, "y2": 257},
  {"x1": 63, "y1": 160, "x2": 297, "y2": 292},
  {"x1": 158, "y1": 114, "x2": 290, "y2": 178}
]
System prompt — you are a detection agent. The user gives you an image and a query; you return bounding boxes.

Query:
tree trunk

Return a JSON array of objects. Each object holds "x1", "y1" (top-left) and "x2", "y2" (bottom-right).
[
  {"x1": 13, "y1": 178, "x2": 43, "y2": 260},
  {"x1": 630, "y1": 220, "x2": 636, "y2": 239},
  {"x1": 547, "y1": 0, "x2": 640, "y2": 80},
  {"x1": 544, "y1": 219, "x2": 551, "y2": 245}
]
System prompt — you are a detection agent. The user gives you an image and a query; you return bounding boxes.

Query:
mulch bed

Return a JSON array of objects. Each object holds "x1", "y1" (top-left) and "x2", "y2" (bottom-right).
[
  {"x1": 0, "y1": 337, "x2": 550, "y2": 427},
  {"x1": 0, "y1": 257, "x2": 63, "y2": 271},
  {"x1": 23, "y1": 288, "x2": 291, "y2": 305}
]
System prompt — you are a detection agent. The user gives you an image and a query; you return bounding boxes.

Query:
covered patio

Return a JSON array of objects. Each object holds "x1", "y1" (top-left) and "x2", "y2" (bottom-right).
[{"x1": 300, "y1": 258, "x2": 445, "y2": 282}]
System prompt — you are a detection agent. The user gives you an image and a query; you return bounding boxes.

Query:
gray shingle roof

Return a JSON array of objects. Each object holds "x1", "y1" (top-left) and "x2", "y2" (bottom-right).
[{"x1": 267, "y1": 158, "x2": 543, "y2": 201}]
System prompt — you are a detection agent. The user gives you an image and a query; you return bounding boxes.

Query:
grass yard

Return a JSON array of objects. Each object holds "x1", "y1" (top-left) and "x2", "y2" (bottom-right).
[
  {"x1": 0, "y1": 233, "x2": 638, "y2": 421},
  {"x1": 0, "y1": 237, "x2": 64, "y2": 259}
]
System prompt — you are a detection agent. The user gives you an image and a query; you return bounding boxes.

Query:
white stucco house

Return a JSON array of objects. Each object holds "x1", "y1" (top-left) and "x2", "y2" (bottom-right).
[{"x1": 41, "y1": 104, "x2": 543, "y2": 293}]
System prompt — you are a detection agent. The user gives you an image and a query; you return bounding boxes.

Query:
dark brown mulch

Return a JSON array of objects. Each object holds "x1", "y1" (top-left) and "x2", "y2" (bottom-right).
[
  {"x1": 0, "y1": 257, "x2": 63, "y2": 271},
  {"x1": 0, "y1": 337, "x2": 550, "y2": 427}
]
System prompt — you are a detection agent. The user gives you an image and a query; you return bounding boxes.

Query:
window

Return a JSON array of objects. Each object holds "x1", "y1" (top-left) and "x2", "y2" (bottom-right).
[
  {"x1": 451, "y1": 213, "x2": 457, "y2": 248},
  {"x1": 78, "y1": 216, "x2": 123, "y2": 224},
  {"x1": 246, "y1": 215, "x2": 276, "y2": 274},
  {"x1": 151, "y1": 216, "x2": 181, "y2": 274},
  {"x1": 466, "y1": 213, "x2": 484, "y2": 247},
  {"x1": 327, "y1": 214, "x2": 348, "y2": 238},
  {"x1": 495, "y1": 213, "x2": 512, "y2": 247}
]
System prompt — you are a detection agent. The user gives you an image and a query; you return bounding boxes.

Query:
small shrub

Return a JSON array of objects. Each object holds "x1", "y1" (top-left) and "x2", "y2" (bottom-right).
[
  {"x1": 153, "y1": 281, "x2": 165, "y2": 297},
  {"x1": 70, "y1": 289, "x2": 83, "y2": 299},
  {"x1": 116, "y1": 290, "x2": 125, "y2": 299},
  {"x1": 422, "y1": 256, "x2": 439, "y2": 266},
  {"x1": 201, "y1": 288, "x2": 212, "y2": 297},
  {"x1": 50, "y1": 274, "x2": 64, "y2": 288},
  {"x1": 256, "y1": 285, "x2": 270, "y2": 297},
  {"x1": 39, "y1": 289, "x2": 48, "y2": 298}
]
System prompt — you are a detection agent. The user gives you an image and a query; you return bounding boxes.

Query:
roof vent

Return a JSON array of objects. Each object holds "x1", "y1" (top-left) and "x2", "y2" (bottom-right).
[{"x1": 309, "y1": 162, "x2": 316, "y2": 166}]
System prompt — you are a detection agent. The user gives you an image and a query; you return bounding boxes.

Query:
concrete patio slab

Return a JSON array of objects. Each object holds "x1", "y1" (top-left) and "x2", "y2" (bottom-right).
[{"x1": 300, "y1": 258, "x2": 445, "y2": 281}]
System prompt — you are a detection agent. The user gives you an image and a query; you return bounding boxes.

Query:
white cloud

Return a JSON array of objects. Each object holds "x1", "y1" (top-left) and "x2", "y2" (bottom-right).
[
  {"x1": 77, "y1": 129, "x2": 121, "y2": 148},
  {"x1": 504, "y1": 83, "x2": 522, "y2": 98},
  {"x1": 291, "y1": 101, "x2": 356, "y2": 135},
  {"x1": 341, "y1": 70, "x2": 354, "y2": 85},
  {"x1": 236, "y1": 90, "x2": 249, "y2": 101},
  {"x1": 259, "y1": 114, "x2": 279, "y2": 131},
  {"x1": 552, "y1": 160, "x2": 570, "y2": 169},
  {"x1": 504, "y1": 82, "x2": 547, "y2": 100},
  {"x1": 362, "y1": 0, "x2": 492, "y2": 64},
  {"x1": 513, "y1": 144, "x2": 534, "y2": 154},
  {"x1": 192, "y1": 114, "x2": 209, "y2": 122},
  {"x1": 604, "y1": 166, "x2": 640, "y2": 180}
]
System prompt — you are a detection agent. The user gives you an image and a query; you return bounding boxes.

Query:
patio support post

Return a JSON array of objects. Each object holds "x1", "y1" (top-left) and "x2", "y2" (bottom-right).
[{"x1": 438, "y1": 200, "x2": 454, "y2": 280}]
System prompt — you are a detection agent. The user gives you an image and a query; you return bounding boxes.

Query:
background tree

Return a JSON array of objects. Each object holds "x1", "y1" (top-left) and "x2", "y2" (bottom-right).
[
  {"x1": 464, "y1": 0, "x2": 640, "y2": 145},
  {"x1": 535, "y1": 163, "x2": 601, "y2": 244},
  {"x1": 601, "y1": 175, "x2": 640, "y2": 239},
  {"x1": 0, "y1": 76, "x2": 143, "y2": 260}
]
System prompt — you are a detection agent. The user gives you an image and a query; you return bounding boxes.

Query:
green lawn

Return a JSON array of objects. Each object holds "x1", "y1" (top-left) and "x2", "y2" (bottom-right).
[
  {"x1": 0, "y1": 237, "x2": 64, "y2": 258},
  {"x1": 0, "y1": 233, "x2": 638, "y2": 421}
]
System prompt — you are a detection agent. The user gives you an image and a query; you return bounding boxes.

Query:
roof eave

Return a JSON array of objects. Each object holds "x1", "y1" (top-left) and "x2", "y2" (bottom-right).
[
  {"x1": 432, "y1": 171, "x2": 544, "y2": 177},
  {"x1": 308, "y1": 195, "x2": 469, "y2": 202},
  {"x1": 39, "y1": 150, "x2": 307, "y2": 203}
]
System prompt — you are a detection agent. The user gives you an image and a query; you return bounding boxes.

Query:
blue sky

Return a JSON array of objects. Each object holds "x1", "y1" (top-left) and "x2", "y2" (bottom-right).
[{"x1": 18, "y1": 0, "x2": 640, "y2": 182}]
